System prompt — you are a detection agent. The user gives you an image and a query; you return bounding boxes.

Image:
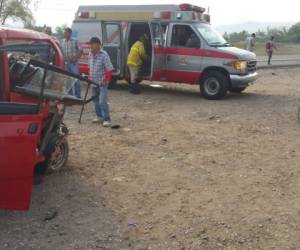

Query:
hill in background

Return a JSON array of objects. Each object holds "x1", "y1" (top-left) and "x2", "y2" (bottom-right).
[{"x1": 216, "y1": 21, "x2": 294, "y2": 34}]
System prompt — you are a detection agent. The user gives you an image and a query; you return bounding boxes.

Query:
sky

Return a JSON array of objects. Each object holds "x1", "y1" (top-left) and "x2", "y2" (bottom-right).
[{"x1": 31, "y1": 0, "x2": 300, "y2": 28}]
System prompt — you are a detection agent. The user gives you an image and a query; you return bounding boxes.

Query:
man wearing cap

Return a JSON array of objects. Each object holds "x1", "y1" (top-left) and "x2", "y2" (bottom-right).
[
  {"x1": 127, "y1": 33, "x2": 150, "y2": 94},
  {"x1": 61, "y1": 28, "x2": 82, "y2": 98},
  {"x1": 88, "y1": 37, "x2": 114, "y2": 127}
]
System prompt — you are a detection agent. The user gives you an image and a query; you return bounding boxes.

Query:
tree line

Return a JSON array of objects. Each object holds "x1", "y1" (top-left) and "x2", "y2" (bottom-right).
[
  {"x1": 223, "y1": 22, "x2": 300, "y2": 44},
  {"x1": 1, "y1": 0, "x2": 300, "y2": 44}
]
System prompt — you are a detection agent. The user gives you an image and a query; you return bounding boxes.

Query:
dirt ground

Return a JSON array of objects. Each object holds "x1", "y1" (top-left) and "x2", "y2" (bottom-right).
[{"x1": 1, "y1": 68, "x2": 300, "y2": 250}]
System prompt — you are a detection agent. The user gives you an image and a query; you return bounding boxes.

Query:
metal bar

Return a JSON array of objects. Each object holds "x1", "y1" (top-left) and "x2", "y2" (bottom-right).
[{"x1": 79, "y1": 82, "x2": 90, "y2": 123}]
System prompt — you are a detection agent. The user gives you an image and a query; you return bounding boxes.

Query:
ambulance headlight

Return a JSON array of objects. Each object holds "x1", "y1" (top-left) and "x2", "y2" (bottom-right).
[{"x1": 230, "y1": 61, "x2": 247, "y2": 73}]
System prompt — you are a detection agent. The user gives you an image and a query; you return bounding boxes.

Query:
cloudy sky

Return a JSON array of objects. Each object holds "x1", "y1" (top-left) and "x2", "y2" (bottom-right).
[{"x1": 31, "y1": 0, "x2": 300, "y2": 28}]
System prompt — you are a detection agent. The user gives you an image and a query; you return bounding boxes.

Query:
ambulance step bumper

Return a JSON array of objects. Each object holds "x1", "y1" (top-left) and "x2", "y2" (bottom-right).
[{"x1": 230, "y1": 72, "x2": 258, "y2": 87}]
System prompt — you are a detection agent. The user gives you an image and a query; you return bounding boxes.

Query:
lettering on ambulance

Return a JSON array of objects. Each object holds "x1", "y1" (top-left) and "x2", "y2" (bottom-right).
[
  {"x1": 154, "y1": 47, "x2": 238, "y2": 59},
  {"x1": 153, "y1": 47, "x2": 238, "y2": 84}
]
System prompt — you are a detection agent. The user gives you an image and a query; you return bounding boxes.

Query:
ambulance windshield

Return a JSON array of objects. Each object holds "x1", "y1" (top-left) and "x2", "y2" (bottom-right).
[{"x1": 196, "y1": 24, "x2": 228, "y2": 47}]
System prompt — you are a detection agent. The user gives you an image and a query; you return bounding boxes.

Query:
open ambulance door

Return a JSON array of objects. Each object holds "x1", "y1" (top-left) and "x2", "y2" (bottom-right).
[
  {"x1": 149, "y1": 22, "x2": 165, "y2": 81},
  {"x1": 0, "y1": 103, "x2": 42, "y2": 210},
  {"x1": 101, "y1": 21, "x2": 123, "y2": 77}
]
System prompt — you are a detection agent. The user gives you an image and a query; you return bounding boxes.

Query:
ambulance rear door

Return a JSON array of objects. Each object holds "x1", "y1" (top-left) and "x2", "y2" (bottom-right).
[
  {"x1": 101, "y1": 21, "x2": 123, "y2": 77},
  {"x1": 149, "y1": 21, "x2": 166, "y2": 81}
]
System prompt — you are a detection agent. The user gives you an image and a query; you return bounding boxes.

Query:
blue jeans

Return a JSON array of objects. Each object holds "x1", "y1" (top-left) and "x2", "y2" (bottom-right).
[
  {"x1": 65, "y1": 62, "x2": 81, "y2": 98},
  {"x1": 93, "y1": 85, "x2": 111, "y2": 121}
]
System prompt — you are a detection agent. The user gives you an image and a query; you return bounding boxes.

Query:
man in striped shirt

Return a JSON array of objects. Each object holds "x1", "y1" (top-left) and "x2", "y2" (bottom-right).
[
  {"x1": 88, "y1": 37, "x2": 114, "y2": 127},
  {"x1": 61, "y1": 28, "x2": 82, "y2": 98}
]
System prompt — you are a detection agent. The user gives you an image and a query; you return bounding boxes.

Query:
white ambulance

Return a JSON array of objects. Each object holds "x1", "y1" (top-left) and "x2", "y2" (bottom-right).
[{"x1": 72, "y1": 4, "x2": 258, "y2": 100}]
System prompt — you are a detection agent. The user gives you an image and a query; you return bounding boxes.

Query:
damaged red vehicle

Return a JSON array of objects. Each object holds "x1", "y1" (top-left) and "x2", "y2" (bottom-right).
[{"x1": 0, "y1": 27, "x2": 98, "y2": 210}]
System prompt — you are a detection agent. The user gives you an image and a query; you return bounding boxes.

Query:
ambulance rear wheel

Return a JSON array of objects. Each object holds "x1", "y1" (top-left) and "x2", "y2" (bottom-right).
[{"x1": 200, "y1": 71, "x2": 229, "y2": 100}]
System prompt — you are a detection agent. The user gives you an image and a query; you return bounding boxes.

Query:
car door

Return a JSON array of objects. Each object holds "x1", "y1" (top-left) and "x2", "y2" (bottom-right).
[
  {"x1": 164, "y1": 23, "x2": 203, "y2": 84},
  {"x1": 149, "y1": 22, "x2": 165, "y2": 81},
  {"x1": 0, "y1": 102, "x2": 41, "y2": 210},
  {"x1": 101, "y1": 21, "x2": 123, "y2": 76}
]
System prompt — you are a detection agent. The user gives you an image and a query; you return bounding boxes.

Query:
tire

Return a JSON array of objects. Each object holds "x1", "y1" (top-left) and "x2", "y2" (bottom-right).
[
  {"x1": 200, "y1": 71, "x2": 229, "y2": 100},
  {"x1": 35, "y1": 133, "x2": 69, "y2": 175},
  {"x1": 108, "y1": 77, "x2": 117, "y2": 89},
  {"x1": 229, "y1": 87, "x2": 247, "y2": 93}
]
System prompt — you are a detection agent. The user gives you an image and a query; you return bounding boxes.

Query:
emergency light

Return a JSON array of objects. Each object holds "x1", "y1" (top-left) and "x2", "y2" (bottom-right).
[{"x1": 178, "y1": 3, "x2": 206, "y2": 13}]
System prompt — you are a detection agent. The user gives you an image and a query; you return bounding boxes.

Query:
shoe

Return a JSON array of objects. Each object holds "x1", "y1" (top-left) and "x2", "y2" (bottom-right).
[
  {"x1": 92, "y1": 117, "x2": 103, "y2": 123},
  {"x1": 103, "y1": 121, "x2": 111, "y2": 127}
]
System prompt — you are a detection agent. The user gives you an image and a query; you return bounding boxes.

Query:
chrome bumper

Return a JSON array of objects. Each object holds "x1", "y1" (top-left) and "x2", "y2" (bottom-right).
[{"x1": 230, "y1": 72, "x2": 258, "y2": 87}]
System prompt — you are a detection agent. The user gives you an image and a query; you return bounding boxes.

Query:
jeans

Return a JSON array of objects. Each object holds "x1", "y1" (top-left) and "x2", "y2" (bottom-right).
[
  {"x1": 93, "y1": 85, "x2": 111, "y2": 121},
  {"x1": 65, "y1": 62, "x2": 81, "y2": 98}
]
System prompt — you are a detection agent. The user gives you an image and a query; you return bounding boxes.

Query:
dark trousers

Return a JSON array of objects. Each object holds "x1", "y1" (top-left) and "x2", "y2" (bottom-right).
[{"x1": 267, "y1": 51, "x2": 273, "y2": 65}]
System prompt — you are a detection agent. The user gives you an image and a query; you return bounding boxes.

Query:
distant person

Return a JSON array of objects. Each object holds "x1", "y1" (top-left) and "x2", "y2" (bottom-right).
[
  {"x1": 127, "y1": 33, "x2": 150, "y2": 94},
  {"x1": 43, "y1": 26, "x2": 53, "y2": 36},
  {"x1": 245, "y1": 33, "x2": 256, "y2": 52},
  {"x1": 61, "y1": 27, "x2": 82, "y2": 98},
  {"x1": 88, "y1": 37, "x2": 114, "y2": 127},
  {"x1": 266, "y1": 36, "x2": 277, "y2": 65}
]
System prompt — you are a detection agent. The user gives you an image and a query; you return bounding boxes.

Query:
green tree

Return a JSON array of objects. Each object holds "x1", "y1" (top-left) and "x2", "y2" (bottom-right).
[
  {"x1": 0, "y1": 0, "x2": 33, "y2": 25},
  {"x1": 288, "y1": 22, "x2": 300, "y2": 43},
  {"x1": 24, "y1": 23, "x2": 44, "y2": 32},
  {"x1": 54, "y1": 24, "x2": 67, "y2": 40}
]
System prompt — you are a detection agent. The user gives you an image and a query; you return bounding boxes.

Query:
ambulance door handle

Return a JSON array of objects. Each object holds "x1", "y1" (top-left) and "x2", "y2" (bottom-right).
[{"x1": 166, "y1": 55, "x2": 171, "y2": 62}]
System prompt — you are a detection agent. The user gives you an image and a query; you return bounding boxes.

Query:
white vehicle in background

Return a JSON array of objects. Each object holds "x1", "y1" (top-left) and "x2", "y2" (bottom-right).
[{"x1": 72, "y1": 4, "x2": 258, "y2": 100}]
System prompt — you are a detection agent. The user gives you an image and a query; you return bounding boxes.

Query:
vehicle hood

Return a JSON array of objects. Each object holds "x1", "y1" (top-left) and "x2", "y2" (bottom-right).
[{"x1": 217, "y1": 46, "x2": 257, "y2": 61}]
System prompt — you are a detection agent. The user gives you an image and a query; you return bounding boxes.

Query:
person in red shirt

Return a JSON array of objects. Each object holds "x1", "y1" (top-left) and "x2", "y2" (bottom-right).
[{"x1": 266, "y1": 36, "x2": 277, "y2": 65}]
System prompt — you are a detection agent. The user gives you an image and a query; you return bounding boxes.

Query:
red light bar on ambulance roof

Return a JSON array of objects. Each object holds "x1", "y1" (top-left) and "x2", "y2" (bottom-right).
[
  {"x1": 78, "y1": 11, "x2": 89, "y2": 18},
  {"x1": 78, "y1": 11, "x2": 96, "y2": 19},
  {"x1": 179, "y1": 3, "x2": 206, "y2": 13}
]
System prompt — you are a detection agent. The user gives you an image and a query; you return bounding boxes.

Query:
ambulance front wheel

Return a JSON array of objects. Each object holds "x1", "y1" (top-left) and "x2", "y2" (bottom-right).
[{"x1": 200, "y1": 71, "x2": 229, "y2": 100}]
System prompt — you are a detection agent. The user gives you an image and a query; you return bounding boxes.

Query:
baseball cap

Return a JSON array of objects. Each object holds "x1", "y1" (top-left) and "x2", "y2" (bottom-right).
[{"x1": 89, "y1": 37, "x2": 101, "y2": 44}]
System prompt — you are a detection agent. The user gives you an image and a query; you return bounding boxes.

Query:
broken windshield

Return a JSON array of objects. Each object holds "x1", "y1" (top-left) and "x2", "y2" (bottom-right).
[{"x1": 12, "y1": 59, "x2": 99, "y2": 105}]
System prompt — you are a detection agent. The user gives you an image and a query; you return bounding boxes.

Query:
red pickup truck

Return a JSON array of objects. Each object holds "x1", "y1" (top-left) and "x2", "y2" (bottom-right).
[{"x1": 0, "y1": 27, "x2": 98, "y2": 210}]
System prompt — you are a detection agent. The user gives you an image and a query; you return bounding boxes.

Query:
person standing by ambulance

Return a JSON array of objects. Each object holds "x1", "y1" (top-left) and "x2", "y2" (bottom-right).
[
  {"x1": 266, "y1": 36, "x2": 277, "y2": 65},
  {"x1": 61, "y1": 28, "x2": 82, "y2": 98},
  {"x1": 245, "y1": 33, "x2": 256, "y2": 52},
  {"x1": 127, "y1": 34, "x2": 150, "y2": 94},
  {"x1": 88, "y1": 37, "x2": 114, "y2": 127}
]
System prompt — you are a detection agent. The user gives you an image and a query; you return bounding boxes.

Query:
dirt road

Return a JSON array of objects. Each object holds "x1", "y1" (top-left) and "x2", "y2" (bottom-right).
[{"x1": 1, "y1": 68, "x2": 300, "y2": 250}]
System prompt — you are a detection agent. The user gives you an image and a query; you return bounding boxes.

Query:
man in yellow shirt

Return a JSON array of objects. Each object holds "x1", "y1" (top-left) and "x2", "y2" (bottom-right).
[{"x1": 127, "y1": 34, "x2": 149, "y2": 94}]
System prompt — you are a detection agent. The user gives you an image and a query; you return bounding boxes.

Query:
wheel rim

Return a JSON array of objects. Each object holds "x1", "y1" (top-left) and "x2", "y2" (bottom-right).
[
  {"x1": 204, "y1": 77, "x2": 221, "y2": 96},
  {"x1": 49, "y1": 140, "x2": 67, "y2": 171}
]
